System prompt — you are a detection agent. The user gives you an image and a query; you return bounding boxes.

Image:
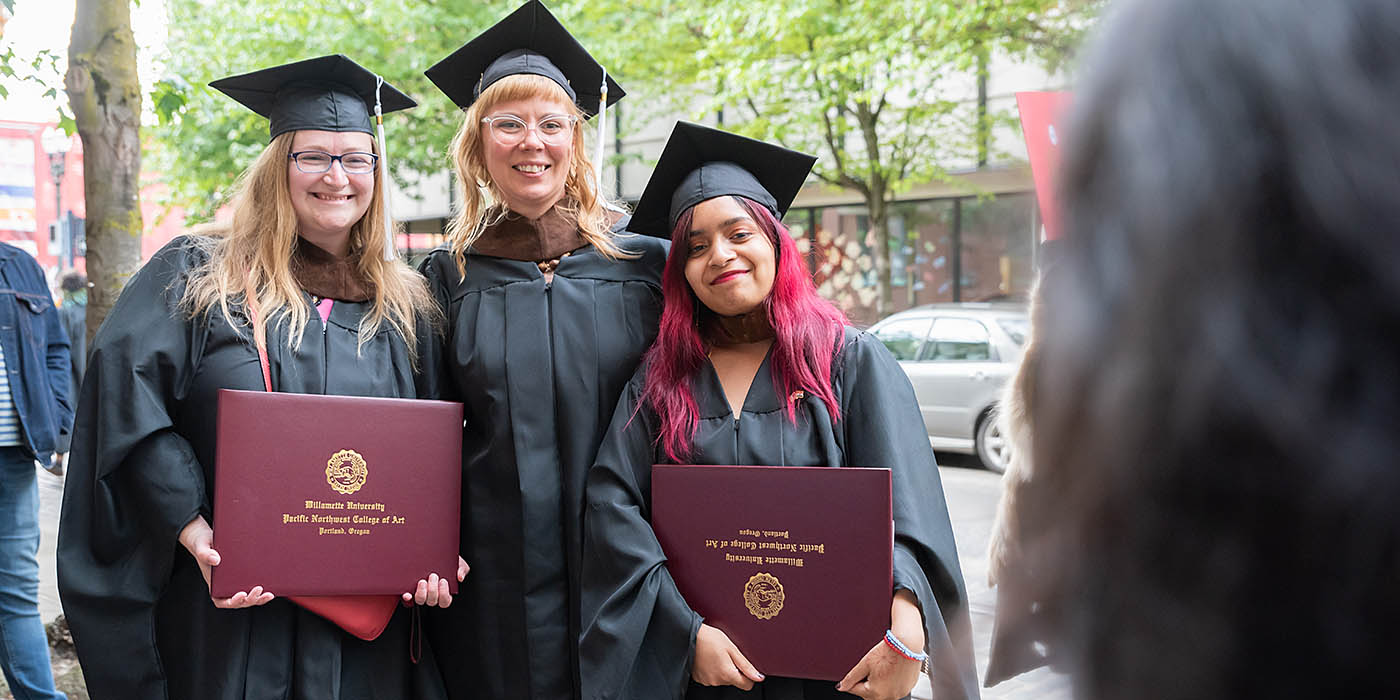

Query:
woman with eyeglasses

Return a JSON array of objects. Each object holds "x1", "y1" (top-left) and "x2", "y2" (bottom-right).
[
  {"x1": 413, "y1": 2, "x2": 667, "y2": 698},
  {"x1": 56, "y1": 56, "x2": 461, "y2": 700}
]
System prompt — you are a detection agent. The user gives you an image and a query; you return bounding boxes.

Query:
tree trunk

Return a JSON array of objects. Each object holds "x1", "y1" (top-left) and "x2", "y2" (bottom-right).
[
  {"x1": 868, "y1": 196, "x2": 893, "y2": 320},
  {"x1": 67, "y1": 0, "x2": 143, "y2": 343}
]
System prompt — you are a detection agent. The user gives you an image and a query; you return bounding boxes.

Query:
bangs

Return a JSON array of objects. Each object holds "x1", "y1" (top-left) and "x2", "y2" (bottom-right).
[{"x1": 476, "y1": 74, "x2": 580, "y2": 116}]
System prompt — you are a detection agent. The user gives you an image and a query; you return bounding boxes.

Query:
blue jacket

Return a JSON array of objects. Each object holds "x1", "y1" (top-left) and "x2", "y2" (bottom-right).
[{"x1": 0, "y1": 243, "x2": 73, "y2": 460}]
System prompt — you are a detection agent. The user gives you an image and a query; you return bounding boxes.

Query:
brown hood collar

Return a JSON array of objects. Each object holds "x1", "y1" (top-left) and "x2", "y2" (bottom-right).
[
  {"x1": 469, "y1": 205, "x2": 622, "y2": 262},
  {"x1": 291, "y1": 237, "x2": 374, "y2": 302}
]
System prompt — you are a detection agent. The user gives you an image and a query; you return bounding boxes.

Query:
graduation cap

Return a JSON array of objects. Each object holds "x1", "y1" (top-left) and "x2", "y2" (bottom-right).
[
  {"x1": 212, "y1": 55, "x2": 416, "y2": 261},
  {"x1": 629, "y1": 121, "x2": 818, "y2": 238},
  {"x1": 210, "y1": 54, "x2": 416, "y2": 141},
  {"x1": 424, "y1": 0, "x2": 624, "y2": 117}
]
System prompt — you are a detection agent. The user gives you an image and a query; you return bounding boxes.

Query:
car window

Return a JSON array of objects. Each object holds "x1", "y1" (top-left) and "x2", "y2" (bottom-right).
[
  {"x1": 872, "y1": 317, "x2": 932, "y2": 361},
  {"x1": 998, "y1": 318, "x2": 1030, "y2": 346},
  {"x1": 921, "y1": 317, "x2": 994, "y2": 361}
]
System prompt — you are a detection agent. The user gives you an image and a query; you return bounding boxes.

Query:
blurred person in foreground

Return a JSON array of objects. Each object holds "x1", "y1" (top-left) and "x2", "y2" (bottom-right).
[
  {"x1": 1024, "y1": 0, "x2": 1400, "y2": 697},
  {"x1": 982, "y1": 239, "x2": 1064, "y2": 687}
]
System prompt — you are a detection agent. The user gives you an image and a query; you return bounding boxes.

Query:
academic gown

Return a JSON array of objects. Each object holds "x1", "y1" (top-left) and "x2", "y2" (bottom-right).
[
  {"x1": 415, "y1": 211, "x2": 668, "y2": 700},
  {"x1": 56, "y1": 237, "x2": 447, "y2": 700},
  {"x1": 579, "y1": 328, "x2": 981, "y2": 700}
]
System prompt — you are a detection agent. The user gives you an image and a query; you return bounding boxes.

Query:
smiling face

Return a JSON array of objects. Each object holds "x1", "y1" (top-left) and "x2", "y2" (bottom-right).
[
  {"x1": 481, "y1": 96, "x2": 578, "y2": 220},
  {"x1": 683, "y1": 196, "x2": 778, "y2": 317},
  {"x1": 287, "y1": 129, "x2": 375, "y2": 256}
]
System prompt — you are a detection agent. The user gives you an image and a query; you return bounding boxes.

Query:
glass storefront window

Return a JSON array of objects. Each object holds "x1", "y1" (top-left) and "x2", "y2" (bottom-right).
[
  {"x1": 957, "y1": 193, "x2": 1034, "y2": 303},
  {"x1": 789, "y1": 191, "x2": 1035, "y2": 325},
  {"x1": 780, "y1": 209, "x2": 815, "y2": 274},
  {"x1": 892, "y1": 200, "x2": 956, "y2": 309}
]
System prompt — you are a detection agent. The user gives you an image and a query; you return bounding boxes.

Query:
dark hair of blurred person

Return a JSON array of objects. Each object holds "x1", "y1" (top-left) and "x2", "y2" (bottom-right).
[{"x1": 1028, "y1": 0, "x2": 1400, "y2": 697}]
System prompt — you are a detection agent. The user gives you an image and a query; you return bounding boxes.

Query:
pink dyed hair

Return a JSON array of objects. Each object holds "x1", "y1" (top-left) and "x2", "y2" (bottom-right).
[{"x1": 640, "y1": 196, "x2": 848, "y2": 462}]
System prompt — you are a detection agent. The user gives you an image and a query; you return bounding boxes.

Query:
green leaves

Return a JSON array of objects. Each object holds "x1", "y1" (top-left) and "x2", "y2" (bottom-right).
[
  {"x1": 149, "y1": 0, "x2": 1096, "y2": 223},
  {"x1": 0, "y1": 43, "x2": 65, "y2": 119},
  {"x1": 619, "y1": 0, "x2": 1086, "y2": 200},
  {"x1": 152, "y1": 0, "x2": 512, "y2": 218},
  {"x1": 151, "y1": 77, "x2": 189, "y2": 126}
]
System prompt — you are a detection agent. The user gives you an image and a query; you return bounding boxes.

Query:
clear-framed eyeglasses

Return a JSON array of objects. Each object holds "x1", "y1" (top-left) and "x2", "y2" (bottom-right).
[
  {"x1": 288, "y1": 150, "x2": 379, "y2": 175},
  {"x1": 480, "y1": 113, "x2": 579, "y2": 146}
]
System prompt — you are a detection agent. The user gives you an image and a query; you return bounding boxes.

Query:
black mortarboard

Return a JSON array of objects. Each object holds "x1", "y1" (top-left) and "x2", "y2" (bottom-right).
[
  {"x1": 629, "y1": 122, "x2": 818, "y2": 238},
  {"x1": 425, "y1": 0, "x2": 624, "y2": 117},
  {"x1": 211, "y1": 54, "x2": 417, "y2": 141}
]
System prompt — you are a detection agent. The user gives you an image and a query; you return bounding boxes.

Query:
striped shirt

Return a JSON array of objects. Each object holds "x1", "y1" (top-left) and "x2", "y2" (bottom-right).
[{"x1": 0, "y1": 341, "x2": 21, "y2": 446}]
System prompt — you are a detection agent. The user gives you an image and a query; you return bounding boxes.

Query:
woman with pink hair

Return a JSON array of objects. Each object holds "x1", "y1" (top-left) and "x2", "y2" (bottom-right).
[{"x1": 579, "y1": 122, "x2": 978, "y2": 700}]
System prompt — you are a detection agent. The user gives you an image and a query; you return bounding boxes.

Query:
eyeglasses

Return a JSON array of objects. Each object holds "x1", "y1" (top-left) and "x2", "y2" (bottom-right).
[
  {"x1": 289, "y1": 151, "x2": 379, "y2": 175},
  {"x1": 480, "y1": 114, "x2": 579, "y2": 146}
]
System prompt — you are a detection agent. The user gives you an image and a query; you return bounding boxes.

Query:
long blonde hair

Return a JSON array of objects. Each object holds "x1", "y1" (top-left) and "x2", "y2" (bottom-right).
[
  {"x1": 445, "y1": 74, "x2": 632, "y2": 273},
  {"x1": 182, "y1": 131, "x2": 436, "y2": 355}
]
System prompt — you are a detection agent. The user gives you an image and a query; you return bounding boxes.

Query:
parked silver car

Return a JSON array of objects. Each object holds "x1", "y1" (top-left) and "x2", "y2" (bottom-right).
[{"x1": 867, "y1": 302, "x2": 1029, "y2": 472}]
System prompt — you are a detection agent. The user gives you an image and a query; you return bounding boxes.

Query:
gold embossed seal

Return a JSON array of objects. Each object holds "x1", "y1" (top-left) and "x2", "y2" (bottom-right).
[
  {"x1": 744, "y1": 572, "x2": 785, "y2": 620},
  {"x1": 325, "y1": 449, "x2": 368, "y2": 495}
]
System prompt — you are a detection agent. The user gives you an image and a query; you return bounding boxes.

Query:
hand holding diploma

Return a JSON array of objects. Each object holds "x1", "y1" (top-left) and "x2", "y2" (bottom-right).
[
  {"x1": 403, "y1": 557, "x2": 470, "y2": 608},
  {"x1": 837, "y1": 590, "x2": 925, "y2": 700},
  {"x1": 692, "y1": 623, "x2": 764, "y2": 690},
  {"x1": 183, "y1": 514, "x2": 469, "y2": 610},
  {"x1": 180, "y1": 515, "x2": 276, "y2": 609}
]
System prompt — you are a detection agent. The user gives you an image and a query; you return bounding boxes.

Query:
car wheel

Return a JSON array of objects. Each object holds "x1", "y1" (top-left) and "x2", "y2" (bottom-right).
[{"x1": 974, "y1": 411, "x2": 1011, "y2": 474}]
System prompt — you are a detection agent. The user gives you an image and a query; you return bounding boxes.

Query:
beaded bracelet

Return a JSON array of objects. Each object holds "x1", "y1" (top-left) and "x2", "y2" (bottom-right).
[{"x1": 883, "y1": 629, "x2": 929, "y2": 664}]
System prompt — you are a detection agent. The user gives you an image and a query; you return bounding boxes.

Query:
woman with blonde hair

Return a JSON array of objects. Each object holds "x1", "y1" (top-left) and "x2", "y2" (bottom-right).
[
  {"x1": 57, "y1": 55, "x2": 461, "y2": 699},
  {"x1": 416, "y1": 2, "x2": 667, "y2": 698}
]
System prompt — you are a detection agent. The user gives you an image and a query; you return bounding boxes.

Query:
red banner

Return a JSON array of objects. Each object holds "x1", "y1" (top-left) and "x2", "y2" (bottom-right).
[{"x1": 1015, "y1": 91, "x2": 1072, "y2": 241}]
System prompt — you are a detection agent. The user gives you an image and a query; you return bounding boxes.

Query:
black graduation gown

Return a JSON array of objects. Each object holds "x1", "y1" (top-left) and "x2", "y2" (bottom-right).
[
  {"x1": 57, "y1": 237, "x2": 447, "y2": 700},
  {"x1": 579, "y1": 328, "x2": 981, "y2": 700},
  {"x1": 415, "y1": 219, "x2": 668, "y2": 700}
]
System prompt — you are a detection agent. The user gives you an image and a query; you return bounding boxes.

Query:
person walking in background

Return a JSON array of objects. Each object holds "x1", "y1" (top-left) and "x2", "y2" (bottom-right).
[
  {"x1": 57, "y1": 272, "x2": 85, "y2": 401},
  {"x1": 1023, "y1": 0, "x2": 1400, "y2": 697},
  {"x1": 0, "y1": 241, "x2": 73, "y2": 700},
  {"x1": 46, "y1": 271, "x2": 87, "y2": 478}
]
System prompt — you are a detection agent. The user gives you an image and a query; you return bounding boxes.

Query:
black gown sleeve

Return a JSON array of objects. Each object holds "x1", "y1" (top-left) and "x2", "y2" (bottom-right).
[
  {"x1": 580, "y1": 372, "x2": 703, "y2": 700},
  {"x1": 413, "y1": 251, "x2": 457, "y2": 403},
  {"x1": 56, "y1": 239, "x2": 214, "y2": 696},
  {"x1": 838, "y1": 331, "x2": 981, "y2": 700}
]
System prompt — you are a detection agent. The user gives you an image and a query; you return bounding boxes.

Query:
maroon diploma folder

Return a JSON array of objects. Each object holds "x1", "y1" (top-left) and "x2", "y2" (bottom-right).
[
  {"x1": 210, "y1": 389, "x2": 463, "y2": 597},
  {"x1": 651, "y1": 465, "x2": 893, "y2": 682}
]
